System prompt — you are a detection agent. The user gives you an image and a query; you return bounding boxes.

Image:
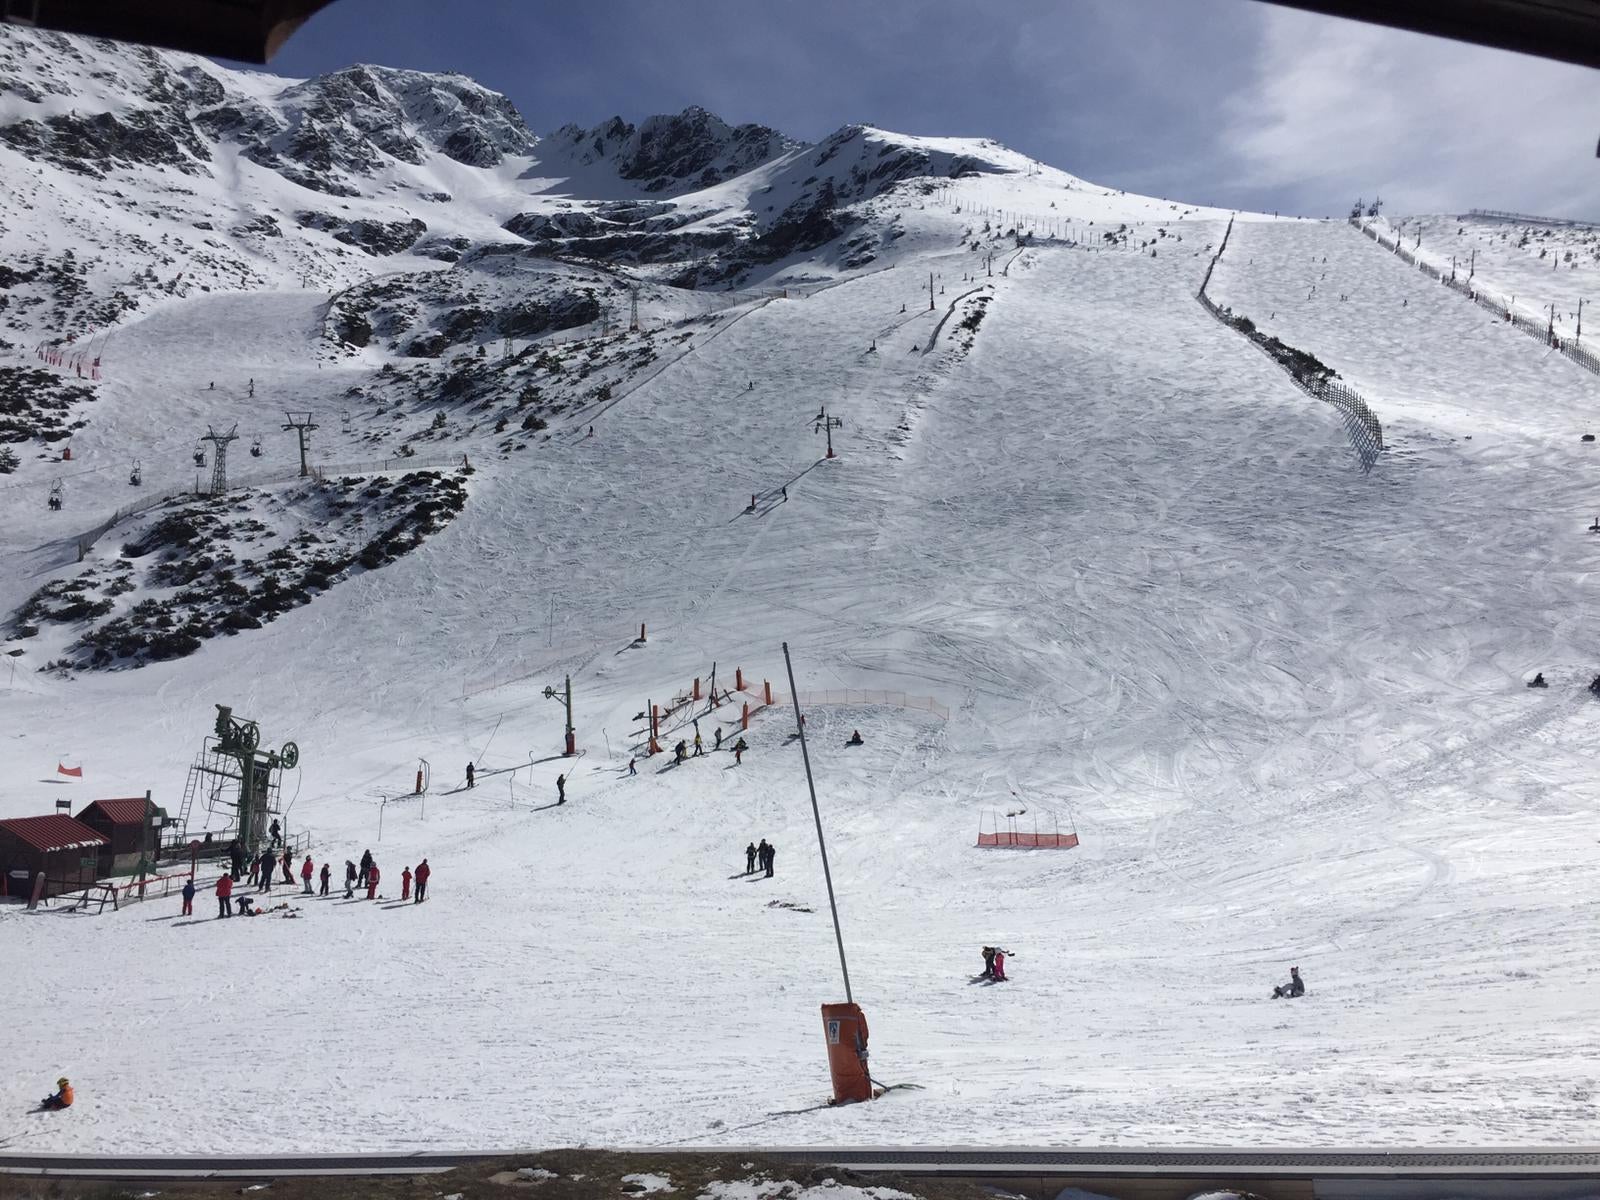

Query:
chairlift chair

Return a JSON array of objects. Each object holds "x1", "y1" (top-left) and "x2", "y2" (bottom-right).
[
  {"x1": 47, "y1": 479, "x2": 63, "y2": 510},
  {"x1": 193, "y1": 445, "x2": 206, "y2": 467},
  {"x1": 250, "y1": 435, "x2": 262, "y2": 458},
  {"x1": 129, "y1": 460, "x2": 142, "y2": 486}
]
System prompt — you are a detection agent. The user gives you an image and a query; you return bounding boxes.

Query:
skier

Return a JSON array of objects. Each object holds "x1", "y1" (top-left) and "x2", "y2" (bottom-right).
[
  {"x1": 359, "y1": 849, "x2": 373, "y2": 889},
  {"x1": 756, "y1": 839, "x2": 770, "y2": 875},
  {"x1": 846, "y1": 729, "x2": 864, "y2": 746},
  {"x1": 556, "y1": 774, "x2": 566, "y2": 805},
  {"x1": 764, "y1": 841, "x2": 775, "y2": 877},
  {"x1": 465, "y1": 761, "x2": 476, "y2": 789},
  {"x1": 269, "y1": 819, "x2": 282, "y2": 848},
  {"x1": 38, "y1": 1078, "x2": 73, "y2": 1111},
  {"x1": 401, "y1": 865, "x2": 413, "y2": 901},
  {"x1": 693, "y1": 731, "x2": 703, "y2": 757},
  {"x1": 733, "y1": 737, "x2": 747, "y2": 765},
  {"x1": 980, "y1": 946, "x2": 996, "y2": 979},
  {"x1": 714, "y1": 728, "x2": 723, "y2": 751},
  {"x1": 300, "y1": 856, "x2": 314, "y2": 894},
  {"x1": 366, "y1": 861, "x2": 381, "y2": 900},
  {"x1": 257, "y1": 849, "x2": 275, "y2": 893},
  {"x1": 745, "y1": 842, "x2": 758, "y2": 874},
  {"x1": 747, "y1": 381, "x2": 754, "y2": 391},
  {"x1": 229, "y1": 839, "x2": 244, "y2": 881},
  {"x1": 1528, "y1": 673, "x2": 1548, "y2": 688},
  {"x1": 247, "y1": 850, "x2": 259, "y2": 888},
  {"x1": 215, "y1": 872, "x2": 233, "y2": 918},
  {"x1": 344, "y1": 859, "x2": 357, "y2": 898},
  {"x1": 208, "y1": 381, "x2": 215, "y2": 390},
  {"x1": 180, "y1": 877, "x2": 195, "y2": 917},
  {"x1": 992, "y1": 948, "x2": 1009, "y2": 982},
  {"x1": 1590, "y1": 675, "x2": 1600, "y2": 699},
  {"x1": 280, "y1": 848, "x2": 293, "y2": 885},
  {"x1": 674, "y1": 740, "x2": 688, "y2": 764},
  {"x1": 1272, "y1": 966, "x2": 1305, "y2": 999},
  {"x1": 627, "y1": 757, "x2": 637, "y2": 776},
  {"x1": 319, "y1": 862, "x2": 331, "y2": 896},
  {"x1": 414, "y1": 858, "x2": 430, "y2": 903}
]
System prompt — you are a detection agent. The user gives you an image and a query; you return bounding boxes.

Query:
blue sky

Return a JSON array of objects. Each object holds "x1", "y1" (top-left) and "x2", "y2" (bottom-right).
[{"x1": 262, "y1": 0, "x2": 1600, "y2": 220}]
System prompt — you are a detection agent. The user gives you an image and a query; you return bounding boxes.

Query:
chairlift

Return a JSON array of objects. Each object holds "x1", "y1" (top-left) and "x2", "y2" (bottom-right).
[
  {"x1": 193, "y1": 444, "x2": 206, "y2": 467},
  {"x1": 250, "y1": 435, "x2": 262, "y2": 458},
  {"x1": 47, "y1": 479, "x2": 63, "y2": 511},
  {"x1": 129, "y1": 459, "x2": 142, "y2": 486}
]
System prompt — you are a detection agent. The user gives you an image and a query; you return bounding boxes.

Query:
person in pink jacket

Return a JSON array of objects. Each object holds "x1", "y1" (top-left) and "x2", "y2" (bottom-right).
[
  {"x1": 300, "y1": 856, "x2": 314, "y2": 894},
  {"x1": 365, "y1": 862, "x2": 380, "y2": 900}
]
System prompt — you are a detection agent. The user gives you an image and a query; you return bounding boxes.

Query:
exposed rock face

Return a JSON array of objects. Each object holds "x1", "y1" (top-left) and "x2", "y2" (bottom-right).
[{"x1": 545, "y1": 106, "x2": 795, "y2": 194}]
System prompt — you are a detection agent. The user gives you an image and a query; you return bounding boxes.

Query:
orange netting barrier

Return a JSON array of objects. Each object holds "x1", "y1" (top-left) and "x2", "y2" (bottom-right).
[{"x1": 977, "y1": 831, "x2": 1079, "y2": 849}]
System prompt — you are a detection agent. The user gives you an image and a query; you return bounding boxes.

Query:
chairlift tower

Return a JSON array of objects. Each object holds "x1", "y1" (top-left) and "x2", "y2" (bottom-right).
[
  {"x1": 282, "y1": 411, "x2": 319, "y2": 477},
  {"x1": 814, "y1": 406, "x2": 843, "y2": 459},
  {"x1": 629, "y1": 286, "x2": 640, "y2": 333},
  {"x1": 201, "y1": 424, "x2": 239, "y2": 496}
]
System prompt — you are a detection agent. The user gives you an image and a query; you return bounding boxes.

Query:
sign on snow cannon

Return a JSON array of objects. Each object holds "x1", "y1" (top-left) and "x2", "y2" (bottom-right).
[{"x1": 820, "y1": 1002, "x2": 872, "y2": 1104}]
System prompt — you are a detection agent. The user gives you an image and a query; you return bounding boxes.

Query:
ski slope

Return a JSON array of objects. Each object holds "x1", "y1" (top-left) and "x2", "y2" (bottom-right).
[{"x1": 5, "y1": 186, "x2": 1600, "y2": 1153}]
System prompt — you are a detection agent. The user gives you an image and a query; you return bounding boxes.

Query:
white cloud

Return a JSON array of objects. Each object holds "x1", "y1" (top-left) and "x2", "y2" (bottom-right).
[{"x1": 1223, "y1": 8, "x2": 1600, "y2": 218}]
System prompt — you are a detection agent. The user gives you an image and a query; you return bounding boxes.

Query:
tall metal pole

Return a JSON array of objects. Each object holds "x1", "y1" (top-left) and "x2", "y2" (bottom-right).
[{"x1": 782, "y1": 641, "x2": 852, "y2": 1004}]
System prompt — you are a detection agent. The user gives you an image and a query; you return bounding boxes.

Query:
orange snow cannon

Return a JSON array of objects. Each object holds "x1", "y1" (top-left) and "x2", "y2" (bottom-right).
[{"x1": 821, "y1": 1002, "x2": 872, "y2": 1104}]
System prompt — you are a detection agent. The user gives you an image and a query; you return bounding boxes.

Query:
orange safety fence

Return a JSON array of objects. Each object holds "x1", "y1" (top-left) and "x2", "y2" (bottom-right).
[{"x1": 977, "y1": 831, "x2": 1079, "y2": 849}]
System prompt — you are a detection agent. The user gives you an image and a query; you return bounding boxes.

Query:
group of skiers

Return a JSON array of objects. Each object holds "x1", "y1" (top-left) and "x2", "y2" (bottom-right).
[
  {"x1": 979, "y1": 945, "x2": 1011, "y2": 982},
  {"x1": 744, "y1": 839, "x2": 776, "y2": 877},
  {"x1": 206, "y1": 844, "x2": 431, "y2": 917}
]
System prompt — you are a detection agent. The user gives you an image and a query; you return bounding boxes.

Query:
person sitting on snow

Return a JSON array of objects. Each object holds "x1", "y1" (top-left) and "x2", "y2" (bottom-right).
[
  {"x1": 1528, "y1": 673, "x2": 1547, "y2": 688},
  {"x1": 1589, "y1": 675, "x2": 1600, "y2": 698},
  {"x1": 1272, "y1": 966, "x2": 1305, "y2": 999},
  {"x1": 846, "y1": 729, "x2": 864, "y2": 746},
  {"x1": 39, "y1": 1077, "x2": 73, "y2": 1110}
]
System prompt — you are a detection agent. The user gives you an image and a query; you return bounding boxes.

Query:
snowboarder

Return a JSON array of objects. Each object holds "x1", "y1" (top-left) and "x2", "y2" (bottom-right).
[
  {"x1": 401, "y1": 865, "x2": 412, "y2": 901},
  {"x1": 300, "y1": 856, "x2": 314, "y2": 894},
  {"x1": 846, "y1": 729, "x2": 864, "y2": 746},
  {"x1": 39, "y1": 1078, "x2": 73, "y2": 1111},
  {"x1": 992, "y1": 948, "x2": 1009, "y2": 982},
  {"x1": 414, "y1": 858, "x2": 430, "y2": 903},
  {"x1": 366, "y1": 862, "x2": 381, "y2": 900},
  {"x1": 733, "y1": 737, "x2": 747, "y2": 765},
  {"x1": 556, "y1": 774, "x2": 566, "y2": 804},
  {"x1": 980, "y1": 946, "x2": 995, "y2": 979},
  {"x1": 269, "y1": 819, "x2": 282, "y2": 848},
  {"x1": 344, "y1": 859, "x2": 357, "y2": 898},
  {"x1": 746, "y1": 842, "x2": 758, "y2": 873},
  {"x1": 319, "y1": 862, "x2": 331, "y2": 896},
  {"x1": 1528, "y1": 673, "x2": 1548, "y2": 688},
  {"x1": 628, "y1": 757, "x2": 637, "y2": 776},
  {"x1": 215, "y1": 872, "x2": 233, "y2": 918},
  {"x1": 181, "y1": 877, "x2": 195, "y2": 916},
  {"x1": 358, "y1": 849, "x2": 373, "y2": 889},
  {"x1": 1272, "y1": 966, "x2": 1305, "y2": 999},
  {"x1": 465, "y1": 761, "x2": 476, "y2": 789}
]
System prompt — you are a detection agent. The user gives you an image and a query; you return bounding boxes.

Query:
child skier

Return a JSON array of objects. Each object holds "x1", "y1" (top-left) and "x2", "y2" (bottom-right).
[
  {"x1": 401, "y1": 865, "x2": 412, "y2": 901},
  {"x1": 38, "y1": 1077, "x2": 73, "y2": 1110}
]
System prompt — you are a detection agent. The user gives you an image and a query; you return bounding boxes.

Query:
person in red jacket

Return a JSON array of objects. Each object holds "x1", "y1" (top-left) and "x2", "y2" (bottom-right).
[
  {"x1": 365, "y1": 862, "x2": 380, "y2": 900},
  {"x1": 215, "y1": 873, "x2": 233, "y2": 918},
  {"x1": 413, "y1": 858, "x2": 430, "y2": 904},
  {"x1": 300, "y1": 856, "x2": 314, "y2": 894},
  {"x1": 400, "y1": 866, "x2": 412, "y2": 901}
]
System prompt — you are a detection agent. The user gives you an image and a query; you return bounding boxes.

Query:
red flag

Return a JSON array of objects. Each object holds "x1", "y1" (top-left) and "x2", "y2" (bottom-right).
[{"x1": 57, "y1": 763, "x2": 82, "y2": 778}]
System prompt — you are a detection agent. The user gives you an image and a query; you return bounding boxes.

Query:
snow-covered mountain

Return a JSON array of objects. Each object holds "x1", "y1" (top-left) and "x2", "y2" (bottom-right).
[{"x1": 5, "y1": 24, "x2": 1598, "y2": 1159}]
